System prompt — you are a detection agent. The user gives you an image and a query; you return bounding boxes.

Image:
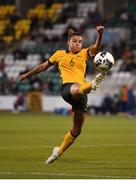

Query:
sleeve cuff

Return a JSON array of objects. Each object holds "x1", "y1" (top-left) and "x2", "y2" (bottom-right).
[{"x1": 48, "y1": 59, "x2": 54, "y2": 66}]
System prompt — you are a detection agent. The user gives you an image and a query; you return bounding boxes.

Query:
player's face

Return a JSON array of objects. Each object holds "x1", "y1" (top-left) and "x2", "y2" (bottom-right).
[{"x1": 68, "y1": 35, "x2": 83, "y2": 53}]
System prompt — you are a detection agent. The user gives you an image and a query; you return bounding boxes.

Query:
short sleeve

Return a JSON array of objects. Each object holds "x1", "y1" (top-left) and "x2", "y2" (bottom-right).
[
  {"x1": 81, "y1": 48, "x2": 89, "y2": 61},
  {"x1": 49, "y1": 50, "x2": 60, "y2": 64}
]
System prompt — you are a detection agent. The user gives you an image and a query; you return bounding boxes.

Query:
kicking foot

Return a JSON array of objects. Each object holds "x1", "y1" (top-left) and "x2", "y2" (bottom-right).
[
  {"x1": 92, "y1": 72, "x2": 107, "y2": 90},
  {"x1": 45, "y1": 147, "x2": 60, "y2": 164}
]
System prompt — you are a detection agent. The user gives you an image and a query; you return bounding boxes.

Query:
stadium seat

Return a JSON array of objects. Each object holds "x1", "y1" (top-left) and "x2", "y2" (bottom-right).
[{"x1": 3, "y1": 35, "x2": 14, "y2": 44}]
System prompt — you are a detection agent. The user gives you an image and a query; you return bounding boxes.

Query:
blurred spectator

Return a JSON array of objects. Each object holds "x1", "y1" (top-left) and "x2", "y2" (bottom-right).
[
  {"x1": 119, "y1": 47, "x2": 135, "y2": 72},
  {"x1": 0, "y1": 58, "x2": 5, "y2": 71},
  {"x1": 13, "y1": 92, "x2": 27, "y2": 113},
  {"x1": 127, "y1": 86, "x2": 135, "y2": 118},
  {"x1": 119, "y1": 85, "x2": 128, "y2": 115},
  {"x1": 112, "y1": 94, "x2": 120, "y2": 114},
  {"x1": 0, "y1": 71, "x2": 9, "y2": 94},
  {"x1": 101, "y1": 94, "x2": 113, "y2": 114},
  {"x1": 8, "y1": 78, "x2": 19, "y2": 94},
  {"x1": 29, "y1": 76, "x2": 42, "y2": 91}
]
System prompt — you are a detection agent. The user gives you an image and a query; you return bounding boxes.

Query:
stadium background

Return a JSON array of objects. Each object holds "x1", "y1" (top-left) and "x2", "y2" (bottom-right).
[
  {"x1": 0, "y1": 0, "x2": 135, "y2": 114},
  {"x1": 0, "y1": 0, "x2": 136, "y2": 179}
]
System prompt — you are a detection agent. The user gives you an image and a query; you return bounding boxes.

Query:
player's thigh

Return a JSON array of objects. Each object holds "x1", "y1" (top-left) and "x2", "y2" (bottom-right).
[{"x1": 61, "y1": 83, "x2": 88, "y2": 113}]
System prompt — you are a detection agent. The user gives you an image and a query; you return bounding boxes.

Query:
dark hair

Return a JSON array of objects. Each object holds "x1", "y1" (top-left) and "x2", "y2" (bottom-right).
[{"x1": 68, "y1": 28, "x2": 82, "y2": 40}]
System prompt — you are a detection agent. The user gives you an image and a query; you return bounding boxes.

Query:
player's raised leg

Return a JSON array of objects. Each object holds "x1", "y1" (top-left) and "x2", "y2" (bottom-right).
[
  {"x1": 71, "y1": 72, "x2": 107, "y2": 96},
  {"x1": 91, "y1": 72, "x2": 107, "y2": 90}
]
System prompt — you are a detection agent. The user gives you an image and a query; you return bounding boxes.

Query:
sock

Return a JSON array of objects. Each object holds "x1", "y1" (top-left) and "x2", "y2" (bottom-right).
[
  {"x1": 59, "y1": 131, "x2": 76, "y2": 155},
  {"x1": 79, "y1": 82, "x2": 92, "y2": 95}
]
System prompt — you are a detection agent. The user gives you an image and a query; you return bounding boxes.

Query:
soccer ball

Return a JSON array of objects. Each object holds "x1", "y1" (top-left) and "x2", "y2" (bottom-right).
[{"x1": 94, "y1": 51, "x2": 114, "y2": 72}]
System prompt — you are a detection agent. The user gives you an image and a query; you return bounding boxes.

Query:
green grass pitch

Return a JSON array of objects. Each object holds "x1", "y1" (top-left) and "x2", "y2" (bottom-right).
[{"x1": 0, "y1": 112, "x2": 136, "y2": 179}]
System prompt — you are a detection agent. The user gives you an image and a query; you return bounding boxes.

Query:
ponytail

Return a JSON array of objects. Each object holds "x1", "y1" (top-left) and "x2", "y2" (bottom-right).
[{"x1": 68, "y1": 28, "x2": 82, "y2": 40}]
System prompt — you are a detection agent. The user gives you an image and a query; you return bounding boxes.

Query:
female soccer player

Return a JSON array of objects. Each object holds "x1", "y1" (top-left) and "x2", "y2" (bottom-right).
[{"x1": 19, "y1": 25, "x2": 106, "y2": 164}]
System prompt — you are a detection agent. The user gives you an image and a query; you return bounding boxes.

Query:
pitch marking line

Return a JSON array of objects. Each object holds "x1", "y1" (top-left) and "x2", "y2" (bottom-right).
[
  {"x1": 0, "y1": 172, "x2": 135, "y2": 179},
  {"x1": 1, "y1": 144, "x2": 136, "y2": 149}
]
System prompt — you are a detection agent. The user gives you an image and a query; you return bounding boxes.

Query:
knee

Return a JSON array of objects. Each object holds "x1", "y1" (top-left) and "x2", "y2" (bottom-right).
[
  {"x1": 70, "y1": 86, "x2": 79, "y2": 96},
  {"x1": 70, "y1": 83, "x2": 81, "y2": 97},
  {"x1": 71, "y1": 129, "x2": 81, "y2": 137}
]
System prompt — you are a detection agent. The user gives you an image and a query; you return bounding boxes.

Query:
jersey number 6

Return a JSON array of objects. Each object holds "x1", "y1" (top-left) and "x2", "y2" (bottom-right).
[{"x1": 70, "y1": 59, "x2": 74, "y2": 66}]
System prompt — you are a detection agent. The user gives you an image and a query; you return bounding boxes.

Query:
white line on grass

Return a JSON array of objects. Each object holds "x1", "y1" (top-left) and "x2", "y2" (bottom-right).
[
  {"x1": 1, "y1": 144, "x2": 136, "y2": 149},
  {"x1": 0, "y1": 172, "x2": 135, "y2": 179}
]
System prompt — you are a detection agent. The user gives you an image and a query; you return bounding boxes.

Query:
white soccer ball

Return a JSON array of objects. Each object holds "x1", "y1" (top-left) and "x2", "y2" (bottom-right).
[{"x1": 94, "y1": 51, "x2": 114, "y2": 72}]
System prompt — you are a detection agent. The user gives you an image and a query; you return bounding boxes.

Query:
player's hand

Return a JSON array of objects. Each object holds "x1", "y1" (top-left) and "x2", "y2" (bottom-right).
[
  {"x1": 19, "y1": 74, "x2": 28, "y2": 81},
  {"x1": 96, "y1": 25, "x2": 104, "y2": 36}
]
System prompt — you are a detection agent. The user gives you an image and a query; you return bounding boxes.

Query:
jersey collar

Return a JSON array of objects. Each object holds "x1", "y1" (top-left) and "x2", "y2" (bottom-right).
[{"x1": 65, "y1": 49, "x2": 80, "y2": 54}]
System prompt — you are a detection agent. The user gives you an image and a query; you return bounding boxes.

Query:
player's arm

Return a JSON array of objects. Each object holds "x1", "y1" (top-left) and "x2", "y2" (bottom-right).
[
  {"x1": 19, "y1": 60, "x2": 52, "y2": 81},
  {"x1": 19, "y1": 50, "x2": 60, "y2": 81},
  {"x1": 88, "y1": 25, "x2": 104, "y2": 58}
]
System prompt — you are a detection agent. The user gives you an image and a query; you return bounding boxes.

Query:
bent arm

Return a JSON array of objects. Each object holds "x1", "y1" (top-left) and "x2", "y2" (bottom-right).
[
  {"x1": 19, "y1": 60, "x2": 52, "y2": 81},
  {"x1": 88, "y1": 26, "x2": 104, "y2": 57}
]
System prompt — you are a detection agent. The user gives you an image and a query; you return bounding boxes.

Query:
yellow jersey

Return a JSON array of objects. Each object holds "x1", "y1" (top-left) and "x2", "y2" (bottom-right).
[{"x1": 49, "y1": 48, "x2": 90, "y2": 84}]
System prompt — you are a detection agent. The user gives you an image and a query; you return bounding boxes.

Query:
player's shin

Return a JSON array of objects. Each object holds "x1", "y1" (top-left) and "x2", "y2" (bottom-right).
[{"x1": 59, "y1": 131, "x2": 77, "y2": 155}]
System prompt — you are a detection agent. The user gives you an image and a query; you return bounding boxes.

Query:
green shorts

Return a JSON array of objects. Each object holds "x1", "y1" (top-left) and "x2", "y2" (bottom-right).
[{"x1": 61, "y1": 83, "x2": 88, "y2": 113}]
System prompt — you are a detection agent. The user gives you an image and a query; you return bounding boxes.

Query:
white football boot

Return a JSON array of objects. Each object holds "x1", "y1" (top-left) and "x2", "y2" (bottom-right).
[
  {"x1": 92, "y1": 72, "x2": 107, "y2": 90},
  {"x1": 45, "y1": 147, "x2": 60, "y2": 164}
]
